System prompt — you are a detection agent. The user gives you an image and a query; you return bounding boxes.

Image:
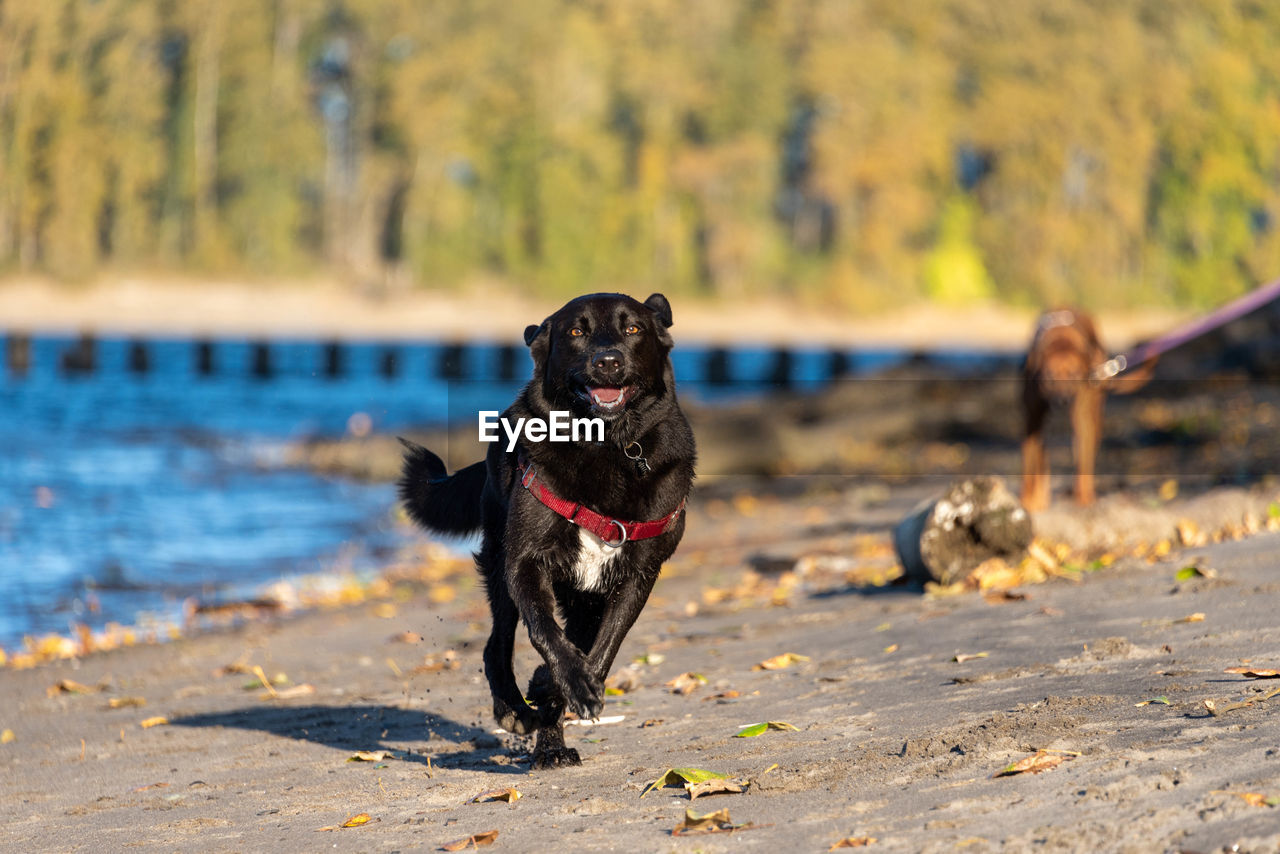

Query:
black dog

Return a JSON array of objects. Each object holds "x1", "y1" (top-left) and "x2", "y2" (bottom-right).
[{"x1": 399, "y1": 292, "x2": 695, "y2": 768}]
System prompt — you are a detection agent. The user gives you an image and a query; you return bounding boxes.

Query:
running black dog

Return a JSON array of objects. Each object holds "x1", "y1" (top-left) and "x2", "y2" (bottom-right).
[{"x1": 399, "y1": 292, "x2": 695, "y2": 768}]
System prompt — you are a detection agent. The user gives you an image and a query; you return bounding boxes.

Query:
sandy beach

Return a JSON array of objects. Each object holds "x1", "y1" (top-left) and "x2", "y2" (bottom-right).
[
  {"x1": 3, "y1": 475, "x2": 1280, "y2": 852},
  {"x1": 0, "y1": 276, "x2": 1190, "y2": 350}
]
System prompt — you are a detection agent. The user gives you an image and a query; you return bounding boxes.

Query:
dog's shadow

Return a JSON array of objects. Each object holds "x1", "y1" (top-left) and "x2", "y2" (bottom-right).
[{"x1": 171, "y1": 704, "x2": 528, "y2": 775}]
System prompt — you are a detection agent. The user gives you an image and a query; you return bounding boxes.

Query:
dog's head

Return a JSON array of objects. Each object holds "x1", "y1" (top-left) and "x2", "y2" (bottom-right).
[
  {"x1": 523, "y1": 292, "x2": 675, "y2": 420},
  {"x1": 1029, "y1": 309, "x2": 1105, "y2": 398}
]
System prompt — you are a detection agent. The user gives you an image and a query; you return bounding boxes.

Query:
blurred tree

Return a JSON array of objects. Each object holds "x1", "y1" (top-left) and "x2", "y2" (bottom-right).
[{"x1": 1, "y1": 0, "x2": 1278, "y2": 309}]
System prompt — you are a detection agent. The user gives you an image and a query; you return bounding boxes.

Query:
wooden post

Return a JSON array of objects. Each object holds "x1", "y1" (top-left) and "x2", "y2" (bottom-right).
[
  {"x1": 6, "y1": 334, "x2": 31, "y2": 377},
  {"x1": 128, "y1": 339, "x2": 150, "y2": 374}
]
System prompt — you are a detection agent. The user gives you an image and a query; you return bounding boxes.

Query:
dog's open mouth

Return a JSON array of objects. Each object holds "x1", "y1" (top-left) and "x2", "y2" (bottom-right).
[{"x1": 584, "y1": 385, "x2": 633, "y2": 413}]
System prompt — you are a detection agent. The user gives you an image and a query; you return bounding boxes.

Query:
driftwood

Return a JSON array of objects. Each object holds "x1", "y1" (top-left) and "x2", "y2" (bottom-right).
[{"x1": 893, "y1": 476, "x2": 1033, "y2": 585}]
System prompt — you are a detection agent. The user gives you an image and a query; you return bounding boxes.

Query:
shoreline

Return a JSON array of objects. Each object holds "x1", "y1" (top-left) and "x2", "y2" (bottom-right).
[{"x1": 0, "y1": 275, "x2": 1190, "y2": 350}]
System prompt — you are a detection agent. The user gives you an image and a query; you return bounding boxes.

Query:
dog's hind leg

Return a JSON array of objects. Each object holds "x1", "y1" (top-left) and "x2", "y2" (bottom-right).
[
  {"x1": 530, "y1": 719, "x2": 579, "y2": 769},
  {"x1": 1021, "y1": 382, "x2": 1051, "y2": 511},
  {"x1": 481, "y1": 570, "x2": 538, "y2": 736}
]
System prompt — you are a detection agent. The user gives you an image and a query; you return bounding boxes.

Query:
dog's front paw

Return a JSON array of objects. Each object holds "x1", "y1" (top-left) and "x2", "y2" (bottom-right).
[
  {"x1": 531, "y1": 744, "x2": 581, "y2": 770},
  {"x1": 556, "y1": 664, "x2": 604, "y2": 721},
  {"x1": 493, "y1": 699, "x2": 537, "y2": 735}
]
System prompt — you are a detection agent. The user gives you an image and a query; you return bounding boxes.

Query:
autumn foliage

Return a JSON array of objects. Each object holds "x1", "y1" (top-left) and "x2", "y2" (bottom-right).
[{"x1": 0, "y1": 1, "x2": 1277, "y2": 308}]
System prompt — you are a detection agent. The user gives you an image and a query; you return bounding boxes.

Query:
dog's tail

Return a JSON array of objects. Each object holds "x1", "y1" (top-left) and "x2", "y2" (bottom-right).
[{"x1": 397, "y1": 437, "x2": 486, "y2": 536}]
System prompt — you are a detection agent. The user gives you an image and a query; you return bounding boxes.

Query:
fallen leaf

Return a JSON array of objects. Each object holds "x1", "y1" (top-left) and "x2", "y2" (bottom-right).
[
  {"x1": 468, "y1": 788, "x2": 520, "y2": 804},
  {"x1": 952, "y1": 652, "x2": 989, "y2": 663},
  {"x1": 686, "y1": 777, "x2": 748, "y2": 799},
  {"x1": 1159, "y1": 479, "x2": 1178, "y2": 501},
  {"x1": 139, "y1": 716, "x2": 168, "y2": 728},
  {"x1": 883, "y1": 644, "x2": 899, "y2": 654},
  {"x1": 1225, "y1": 667, "x2": 1280, "y2": 678},
  {"x1": 994, "y1": 749, "x2": 1078, "y2": 777},
  {"x1": 752, "y1": 652, "x2": 810, "y2": 671},
  {"x1": 130, "y1": 781, "x2": 170, "y2": 792},
  {"x1": 1135, "y1": 696, "x2": 1170, "y2": 707},
  {"x1": 341, "y1": 813, "x2": 372, "y2": 828},
  {"x1": 1176, "y1": 519, "x2": 1206, "y2": 547},
  {"x1": 0, "y1": 729, "x2": 14, "y2": 744},
  {"x1": 1175, "y1": 565, "x2": 1217, "y2": 582},
  {"x1": 265, "y1": 683, "x2": 316, "y2": 700},
  {"x1": 211, "y1": 658, "x2": 253, "y2": 678},
  {"x1": 633, "y1": 652, "x2": 665, "y2": 666},
  {"x1": 412, "y1": 650, "x2": 460, "y2": 674},
  {"x1": 640, "y1": 719, "x2": 664, "y2": 728},
  {"x1": 441, "y1": 830, "x2": 498, "y2": 850},
  {"x1": 388, "y1": 630, "x2": 423, "y2": 644},
  {"x1": 108, "y1": 696, "x2": 146, "y2": 709},
  {"x1": 1175, "y1": 613, "x2": 1206, "y2": 623},
  {"x1": 830, "y1": 838, "x2": 877, "y2": 850},
  {"x1": 47, "y1": 679, "x2": 102, "y2": 697},
  {"x1": 251, "y1": 665, "x2": 279, "y2": 698},
  {"x1": 348, "y1": 750, "x2": 390, "y2": 762},
  {"x1": 1231, "y1": 792, "x2": 1280, "y2": 808},
  {"x1": 702, "y1": 690, "x2": 740, "y2": 702},
  {"x1": 734, "y1": 721, "x2": 799, "y2": 738},
  {"x1": 672, "y1": 807, "x2": 756, "y2": 836},
  {"x1": 642, "y1": 767, "x2": 727, "y2": 798},
  {"x1": 604, "y1": 669, "x2": 640, "y2": 694},
  {"x1": 983, "y1": 591, "x2": 1029, "y2": 604},
  {"x1": 666, "y1": 672, "x2": 707, "y2": 695}
]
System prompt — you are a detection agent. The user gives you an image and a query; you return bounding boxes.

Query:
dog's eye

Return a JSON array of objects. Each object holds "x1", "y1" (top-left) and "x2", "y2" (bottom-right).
[
  {"x1": 624, "y1": 324, "x2": 640, "y2": 335},
  {"x1": 568, "y1": 327, "x2": 584, "y2": 337}
]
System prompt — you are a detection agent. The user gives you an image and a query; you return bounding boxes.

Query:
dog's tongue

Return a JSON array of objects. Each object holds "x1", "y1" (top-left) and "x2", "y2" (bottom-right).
[{"x1": 589, "y1": 386, "x2": 623, "y2": 404}]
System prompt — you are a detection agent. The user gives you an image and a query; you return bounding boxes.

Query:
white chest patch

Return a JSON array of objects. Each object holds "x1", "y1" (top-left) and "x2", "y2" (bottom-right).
[{"x1": 571, "y1": 527, "x2": 624, "y2": 592}]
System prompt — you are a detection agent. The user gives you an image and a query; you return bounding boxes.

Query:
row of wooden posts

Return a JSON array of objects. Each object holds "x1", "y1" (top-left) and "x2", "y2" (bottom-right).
[{"x1": 2, "y1": 333, "x2": 860, "y2": 386}]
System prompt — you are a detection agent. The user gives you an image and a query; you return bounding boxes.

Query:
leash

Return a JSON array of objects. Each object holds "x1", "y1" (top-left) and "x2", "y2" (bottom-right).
[
  {"x1": 1096, "y1": 278, "x2": 1280, "y2": 380},
  {"x1": 515, "y1": 449, "x2": 684, "y2": 547}
]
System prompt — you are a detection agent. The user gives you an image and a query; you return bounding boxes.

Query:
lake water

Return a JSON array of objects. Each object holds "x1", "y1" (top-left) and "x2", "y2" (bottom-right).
[{"x1": 0, "y1": 333, "x2": 1016, "y2": 649}]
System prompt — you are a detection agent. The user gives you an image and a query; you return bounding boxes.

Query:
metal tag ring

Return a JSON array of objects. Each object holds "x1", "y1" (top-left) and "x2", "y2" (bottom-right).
[
  {"x1": 603, "y1": 520, "x2": 628, "y2": 548},
  {"x1": 623, "y1": 442, "x2": 643, "y2": 460}
]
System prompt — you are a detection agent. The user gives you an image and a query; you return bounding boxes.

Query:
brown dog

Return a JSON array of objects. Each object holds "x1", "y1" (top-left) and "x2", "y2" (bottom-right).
[{"x1": 1021, "y1": 309, "x2": 1156, "y2": 510}]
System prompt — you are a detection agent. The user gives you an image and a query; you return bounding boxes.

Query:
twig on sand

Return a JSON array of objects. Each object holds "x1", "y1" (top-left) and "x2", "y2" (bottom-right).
[{"x1": 1204, "y1": 686, "x2": 1280, "y2": 716}]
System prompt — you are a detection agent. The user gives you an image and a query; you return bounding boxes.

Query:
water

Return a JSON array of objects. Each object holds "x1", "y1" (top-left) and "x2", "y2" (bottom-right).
[{"x1": 0, "y1": 333, "x2": 1018, "y2": 649}]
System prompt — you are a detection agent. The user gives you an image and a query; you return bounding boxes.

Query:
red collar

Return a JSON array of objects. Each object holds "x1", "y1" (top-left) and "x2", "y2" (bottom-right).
[{"x1": 516, "y1": 453, "x2": 684, "y2": 546}]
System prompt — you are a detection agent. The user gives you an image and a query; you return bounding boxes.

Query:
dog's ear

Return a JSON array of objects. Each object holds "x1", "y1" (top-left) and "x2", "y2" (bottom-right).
[
  {"x1": 644, "y1": 293, "x2": 673, "y2": 328},
  {"x1": 524, "y1": 323, "x2": 546, "y2": 347}
]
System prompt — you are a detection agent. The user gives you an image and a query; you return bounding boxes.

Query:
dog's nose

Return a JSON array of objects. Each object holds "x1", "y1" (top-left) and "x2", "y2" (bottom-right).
[{"x1": 592, "y1": 349, "x2": 624, "y2": 378}]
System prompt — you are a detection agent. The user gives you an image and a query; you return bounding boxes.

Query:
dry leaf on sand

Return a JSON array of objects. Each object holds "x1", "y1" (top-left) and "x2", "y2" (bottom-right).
[
  {"x1": 752, "y1": 653, "x2": 809, "y2": 671},
  {"x1": 665, "y1": 672, "x2": 707, "y2": 695},
  {"x1": 671, "y1": 807, "x2": 757, "y2": 836},
  {"x1": 642, "y1": 767, "x2": 727, "y2": 798},
  {"x1": 441, "y1": 830, "x2": 498, "y2": 850},
  {"x1": 994, "y1": 749, "x2": 1078, "y2": 777}
]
